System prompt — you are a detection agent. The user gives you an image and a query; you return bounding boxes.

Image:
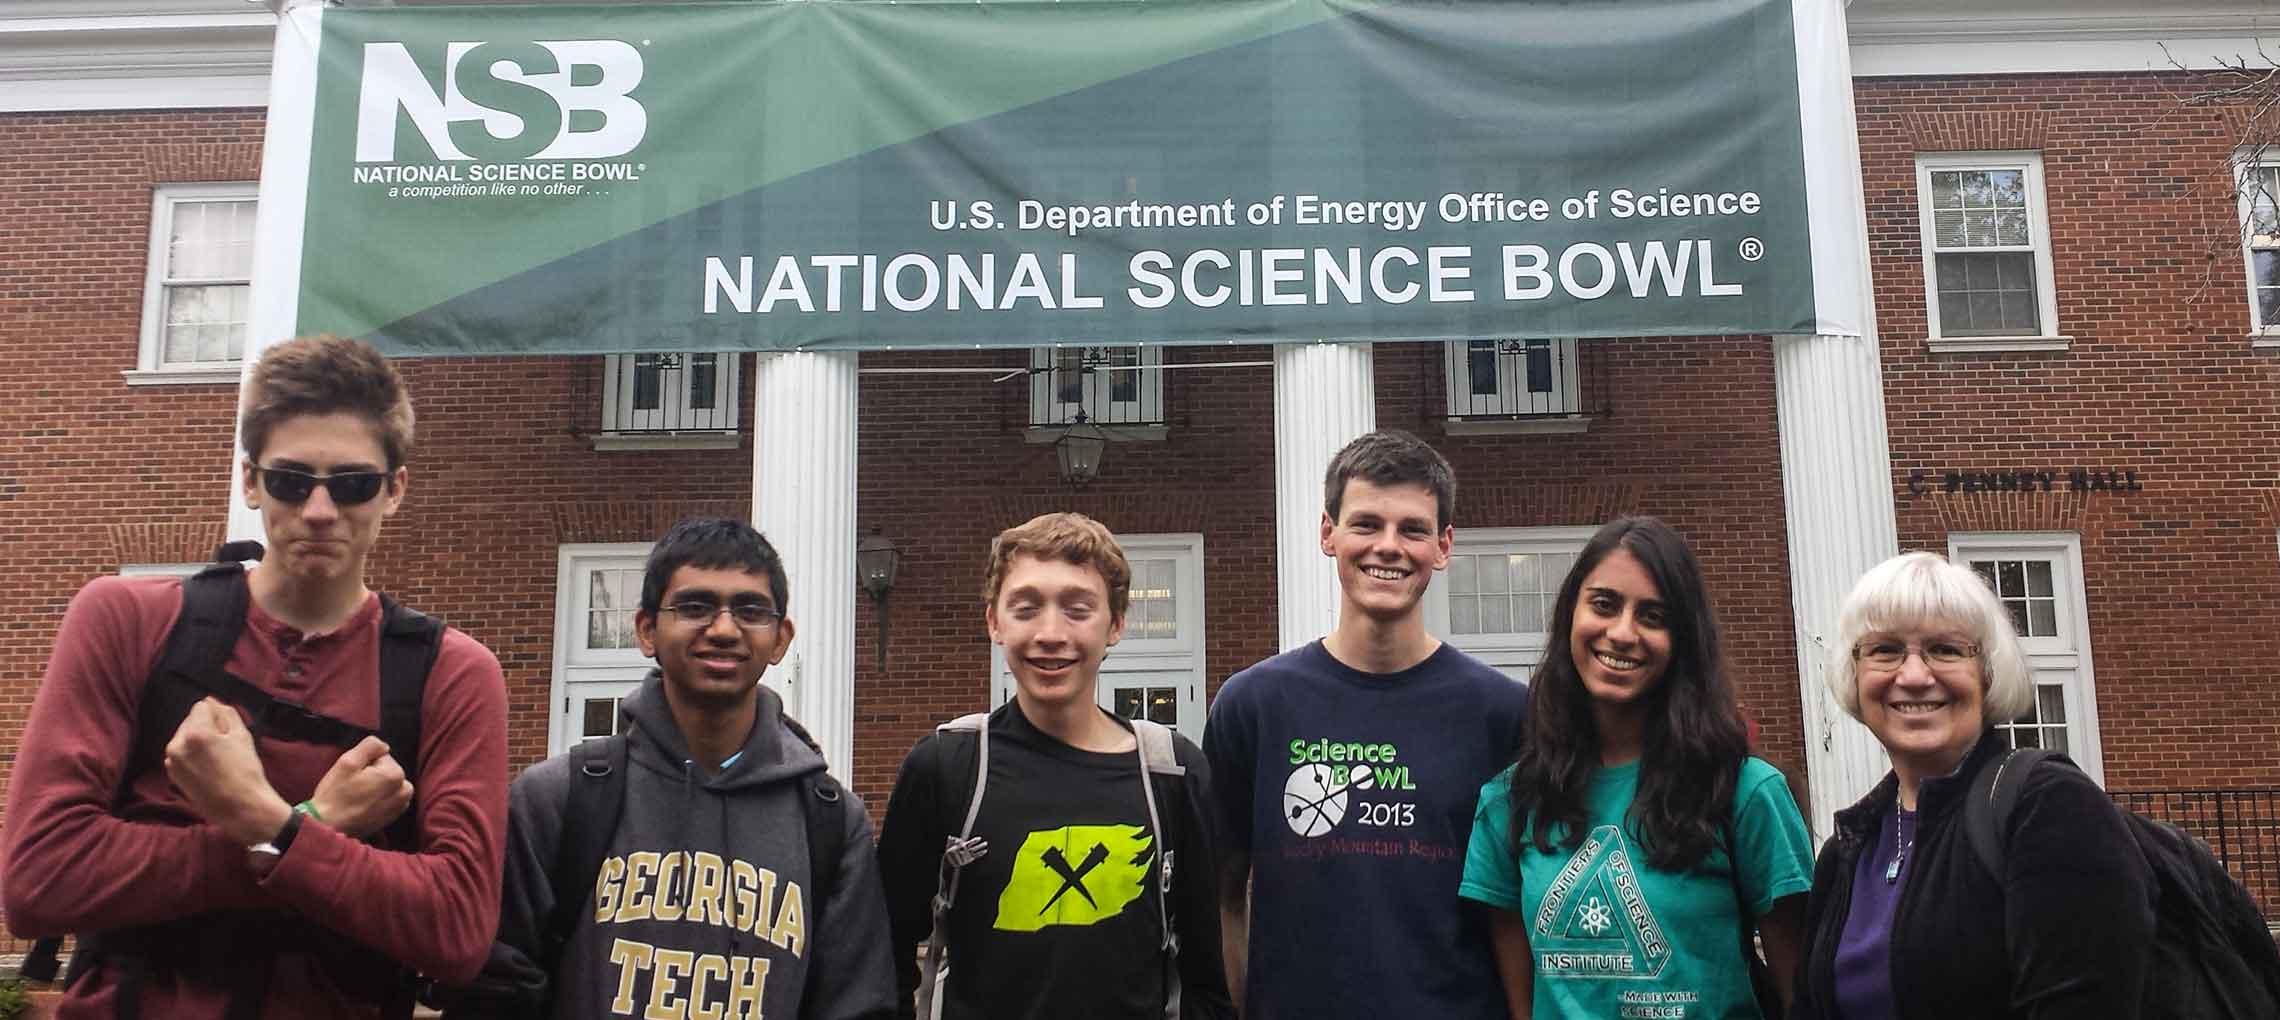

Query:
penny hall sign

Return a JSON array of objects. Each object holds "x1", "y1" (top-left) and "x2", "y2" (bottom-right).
[{"x1": 1908, "y1": 468, "x2": 2144, "y2": 496}]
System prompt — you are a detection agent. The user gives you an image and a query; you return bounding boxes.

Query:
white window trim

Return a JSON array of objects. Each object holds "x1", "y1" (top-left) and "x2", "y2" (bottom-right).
[
  {"x1": 1948, "y1": 531, "x2": 2104, "y2": 785},
  {"x1": 1426, "y1": 525, "x2": 1598, "y2": 678},
  {"x1": 1915, "y1": 152, "x2": 2068, "y2": 354},
  {"x1": 127, "y1": 181, "x2": 257, "y2": 384},
  {"x1": 2233, "y1": 149, "x2": 2280, "y2": 343},
  {"x1": 1102, "y1": 533, "x2": 1206, "y2": 664}
]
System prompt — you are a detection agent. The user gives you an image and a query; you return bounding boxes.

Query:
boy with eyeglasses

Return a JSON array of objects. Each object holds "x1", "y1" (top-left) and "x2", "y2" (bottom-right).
[
  {"x1": 2, "y1": 334, "x2": 511, "y2": 1018},
  {"x1": 447, "y1": 517, "x2": 897, "y2": 1020}
]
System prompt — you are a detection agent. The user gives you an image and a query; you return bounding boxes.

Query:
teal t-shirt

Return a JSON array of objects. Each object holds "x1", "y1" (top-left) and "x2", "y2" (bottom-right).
[{"x1": 1459, "y1": 758, "x2": 1814, "y2": 1020}]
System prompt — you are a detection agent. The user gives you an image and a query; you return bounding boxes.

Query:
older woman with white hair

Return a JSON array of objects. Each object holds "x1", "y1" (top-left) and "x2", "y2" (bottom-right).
[{"x1": 1787, "y1": 551, "x2": 2152, "y2": 1020}]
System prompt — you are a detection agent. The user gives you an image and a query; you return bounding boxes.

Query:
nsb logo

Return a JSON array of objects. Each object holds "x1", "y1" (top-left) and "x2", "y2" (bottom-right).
[{"x1": 354, "y1": 40, "x2": 646, "y2": 162}]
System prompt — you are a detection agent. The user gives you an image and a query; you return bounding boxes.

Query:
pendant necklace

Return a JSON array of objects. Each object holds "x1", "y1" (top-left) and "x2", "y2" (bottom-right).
[{"x1": 1885, "y1": 809, "x2": 1915, "y2": 884}]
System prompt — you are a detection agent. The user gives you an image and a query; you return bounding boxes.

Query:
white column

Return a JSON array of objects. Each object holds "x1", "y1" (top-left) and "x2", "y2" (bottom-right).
[
  {"x1": 752, "y1": 350, "x2": 859, "y2": 781},
  {"x1": 1272, "y1": 342, "x2": 1375, "y2": 651},
  {"x1": 226, "y1": 3, "x2": 324, "y2": 545},
  {"x1": 1778, "y1": 0, "x2": 1895, "y2": 839},
  {"x1": 1774, "y1": 334, "x2": 1896, "y2": 840}
]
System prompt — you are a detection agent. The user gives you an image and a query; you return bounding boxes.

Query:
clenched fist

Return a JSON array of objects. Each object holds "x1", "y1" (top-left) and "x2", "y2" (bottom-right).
[
  {"x1": 309, "y1": 736, "x2": 415, "y2": 839},
  {"x1": 164, "y1": 697, "x2": 292, "y2": 845}
]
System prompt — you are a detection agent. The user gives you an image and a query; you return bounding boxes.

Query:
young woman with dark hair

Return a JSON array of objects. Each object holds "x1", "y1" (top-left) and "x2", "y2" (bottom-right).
[{"x1": 1460, "y1": 516, "x2": 1815, "y2": 1020}]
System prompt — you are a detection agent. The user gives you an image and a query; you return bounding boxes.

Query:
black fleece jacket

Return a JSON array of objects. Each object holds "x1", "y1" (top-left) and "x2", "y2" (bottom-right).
[{"x1": 1791, "y1": 732, "x2": 2153, "y2": 1020}]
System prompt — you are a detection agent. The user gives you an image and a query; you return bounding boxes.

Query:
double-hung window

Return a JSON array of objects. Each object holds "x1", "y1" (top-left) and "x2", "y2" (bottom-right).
[
  {"x1": 1915, "y1": 153, "x2": 2061, "y2": 350},
  {"x1": 2236, "y1": 155, "x2": 2280, "y2": 343},
  {"x1": 134, "y1": 183, "x2": 257, "y2": 382},
  {"x1": 1428, "y1": 526, "x2": 1595, "y2": 681}
]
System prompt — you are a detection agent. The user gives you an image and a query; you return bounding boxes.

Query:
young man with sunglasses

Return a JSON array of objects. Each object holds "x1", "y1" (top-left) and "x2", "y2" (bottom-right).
[
  {"x1": 450, "y1": 517, "x2": 896, "y2": 1020},
  {"x1": 2, "y1": 334, "x2": 510, "y2": 1017}
]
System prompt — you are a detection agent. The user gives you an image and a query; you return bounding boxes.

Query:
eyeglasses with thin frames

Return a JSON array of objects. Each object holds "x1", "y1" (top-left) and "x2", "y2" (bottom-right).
[
  {"x1": 662, "y1": 601, "x2": 783, "y2": 630},
  {"x1": 253, "y1": 464, "x2": 391, "y2": 506},
  {"x1": 1852, "y1": 638, "x2": 1981, "y2": 672}
]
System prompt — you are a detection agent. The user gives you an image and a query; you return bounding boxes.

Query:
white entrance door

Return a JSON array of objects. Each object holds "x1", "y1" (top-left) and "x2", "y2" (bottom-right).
[
  {"x1": 1950, "y1": 532, "x2": 2105, "y2": 785},
  {"x1": 551, "y1": 543, "x2": 655, "y2": 755},
  {"x1": 990, "y1": 533, "x2": 1207, "y2": 736}
]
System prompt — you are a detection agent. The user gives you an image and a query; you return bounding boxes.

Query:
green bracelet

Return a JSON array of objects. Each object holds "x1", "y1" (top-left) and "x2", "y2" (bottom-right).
[{"x1": 294, "y1": 799, "x2": 324, "y2": 822}]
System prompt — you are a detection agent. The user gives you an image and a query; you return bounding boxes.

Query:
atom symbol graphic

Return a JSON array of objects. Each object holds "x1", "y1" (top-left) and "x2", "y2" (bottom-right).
[{"x1": 1578, "y1": 896, "x2": 1613, "y2": 936}]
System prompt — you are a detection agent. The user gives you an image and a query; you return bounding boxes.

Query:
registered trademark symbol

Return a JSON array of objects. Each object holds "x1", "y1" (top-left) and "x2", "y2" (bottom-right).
[
  {"x1": 637, "y1": 164, "x2": 647, "y2": 172},
  {"x1": 1738, "y1": 237, "x2": 1765, "y2": 262},
  {"x1": 641, "y1": 39, "x2": 652, "y2": 46}
]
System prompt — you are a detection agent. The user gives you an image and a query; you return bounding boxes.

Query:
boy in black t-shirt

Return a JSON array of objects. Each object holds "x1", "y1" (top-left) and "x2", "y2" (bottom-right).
[{"x1": 876, "y1": 513, "x2": 1232, "y2": 1020}]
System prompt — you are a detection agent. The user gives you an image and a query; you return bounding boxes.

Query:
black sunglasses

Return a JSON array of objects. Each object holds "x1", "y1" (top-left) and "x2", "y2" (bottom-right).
[{"x1": 254, "y1": 464, "x2": 391, "y2": 506}]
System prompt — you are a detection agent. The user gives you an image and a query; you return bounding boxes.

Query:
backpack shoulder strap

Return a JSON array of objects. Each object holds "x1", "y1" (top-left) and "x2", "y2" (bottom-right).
[
  {"x1": 1129, "y1": 719, "x2": 1180, "y2": 954},
  {"x1": 375, "y1": 594, "x2": 445, "y2": 852},
  {"x1": 29, "y1": 563, "x2": 250, "y2": 987},
  {"x1": 919, "y1": 712, "x2": 993, "y2": 1020},
  {"x1": 1964, "y1": 747, "x2": 2058, "y2": 880},
  {"x1": 803, "y1": 773, "x2": 849, "y2": 909},
  {"x1": 799, "y1": 772, "x2": 849, "y2": 1002},
  {"x1": 546, "y1": 735, "x2": 629, "y2": 966},
  {"x1": 122, "y1": 564, "x2": 254, "y2": 791},
  {"x1": 773, "y1": 711, "x2": 848, "y2": 908},
  {"x1": 936, "y1": 712, "x2": 993, "y2": 841},
  {"x1": 1130, "y1": 718, "x2": 1184, "y2": 777}
]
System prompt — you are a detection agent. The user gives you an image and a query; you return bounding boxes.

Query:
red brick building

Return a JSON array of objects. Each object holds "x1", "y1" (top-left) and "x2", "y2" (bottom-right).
[{"x1": 4, "y1": 1, "x2": 2278, "y2": 954}]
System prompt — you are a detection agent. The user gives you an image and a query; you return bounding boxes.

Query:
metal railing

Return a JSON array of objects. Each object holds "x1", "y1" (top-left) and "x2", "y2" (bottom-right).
[
  {"x1": 595, "y1": 352, "x2": 741, "y2": 435},
  {"x1": 1029, "y1": 347, "x2": 1166, "y2": 428},
  {"x1": 1440, "y1": 338, "x2": 1606, "y2": 421},
  {"x1": 2114, "y1": 787, "x2": 2280, "y2": 913}
]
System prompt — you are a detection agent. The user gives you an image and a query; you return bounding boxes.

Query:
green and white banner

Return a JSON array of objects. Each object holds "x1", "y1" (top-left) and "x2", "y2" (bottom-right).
[{"x1": 267, "y1": 0, "x2": 1865, "y2": 355}]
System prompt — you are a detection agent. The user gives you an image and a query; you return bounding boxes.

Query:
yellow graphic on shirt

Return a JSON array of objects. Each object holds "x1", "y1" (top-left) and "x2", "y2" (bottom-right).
[{"x1": 992, "y1": 824, "x2": 1155, "y2": 932}]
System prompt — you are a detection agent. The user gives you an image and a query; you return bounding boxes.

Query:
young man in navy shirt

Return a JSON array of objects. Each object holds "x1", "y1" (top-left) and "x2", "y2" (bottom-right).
[{"x1": 1205, "y1": 430, "x2": 1529, "y2": 1020}]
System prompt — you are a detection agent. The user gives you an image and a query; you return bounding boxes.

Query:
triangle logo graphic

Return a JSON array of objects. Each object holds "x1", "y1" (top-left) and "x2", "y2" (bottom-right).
[{"x1": 1531, "y1": 825, "x2": 1672, "y2": 980}]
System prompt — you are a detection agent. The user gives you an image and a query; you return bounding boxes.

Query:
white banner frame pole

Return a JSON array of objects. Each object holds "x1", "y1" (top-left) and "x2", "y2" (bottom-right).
[
  {"x1": 226, "y1": 1, "x2": 324, "y2": 547},
  {"x1": 1780, "y1": 0, "x2": 1898, "y2": 841}
]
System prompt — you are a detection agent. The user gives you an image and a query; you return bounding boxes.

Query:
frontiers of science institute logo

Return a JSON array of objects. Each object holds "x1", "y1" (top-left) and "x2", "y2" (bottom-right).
[
  {"x1": 350, "y1": 39, "x2": 650, "y2": 200},
  {"x1": 1532, "y1": 825, "x2": 1672, "y2": 981}
]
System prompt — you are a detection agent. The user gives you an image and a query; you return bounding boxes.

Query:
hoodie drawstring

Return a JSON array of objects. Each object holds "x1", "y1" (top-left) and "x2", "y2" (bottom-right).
[
  {"x1": 723, "y1": 793, "x2": 745, "y2": 959},
  {"x1": 677, "y1": 758, "x2": 696, "y2": 924}
]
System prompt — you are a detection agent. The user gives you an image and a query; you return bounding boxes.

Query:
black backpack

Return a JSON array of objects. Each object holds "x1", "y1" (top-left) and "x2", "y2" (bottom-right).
[
  {"x1": 19, "y1": 544, "x2": 445, "y2": 1020},
  {"x1": 1964, "y1": 748, "x2": 2280, "y2": 1020}
]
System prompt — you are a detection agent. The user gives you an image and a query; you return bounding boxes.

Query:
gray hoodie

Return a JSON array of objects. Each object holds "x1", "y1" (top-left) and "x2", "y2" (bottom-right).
[{"x1": 475, "y1": 672, "x2": 896, "y2": 1020}]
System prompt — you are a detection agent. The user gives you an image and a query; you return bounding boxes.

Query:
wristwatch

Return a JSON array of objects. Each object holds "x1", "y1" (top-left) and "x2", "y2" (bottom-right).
[{"x1": 246, "y1": 809, "x2": 305, "y2": 878}]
